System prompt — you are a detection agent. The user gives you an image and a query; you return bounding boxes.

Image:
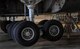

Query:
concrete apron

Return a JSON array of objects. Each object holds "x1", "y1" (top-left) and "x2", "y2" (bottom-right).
[
  {"x1": 0, "y1": 28, "x2": 80, "y2": 42},
  {"x1": 0, "y1": 28, "x2": 10, "y2": 42},
  {"x1": 0, "y1": 33, "x2": 9, "y2": 42}
]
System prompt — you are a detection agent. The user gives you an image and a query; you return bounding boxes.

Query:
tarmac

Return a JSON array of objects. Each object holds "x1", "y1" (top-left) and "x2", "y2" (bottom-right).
[{"x1": 0, "y1": 33, "x2": 80, "y2": 49}]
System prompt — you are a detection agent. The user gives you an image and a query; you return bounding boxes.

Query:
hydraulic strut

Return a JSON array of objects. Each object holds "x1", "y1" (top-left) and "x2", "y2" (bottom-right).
[{"x1": 20, "y1": 0, "x2": 42, "y2": 22}]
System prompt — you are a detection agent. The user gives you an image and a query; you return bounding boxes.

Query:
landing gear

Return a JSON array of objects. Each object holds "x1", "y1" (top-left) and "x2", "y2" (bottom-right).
[
  {"x1": 42, "y1": 20, "x2": 64, "y2": 41},
  {"x1": 6, "y1": 2, "x2": 41, "y2": 46},
  {"x1": 10, "y1": 21, "x2": 40, "y2": 46},
  {"x1": 1, "y1": 1, "x2": 64, "y2": 47}
]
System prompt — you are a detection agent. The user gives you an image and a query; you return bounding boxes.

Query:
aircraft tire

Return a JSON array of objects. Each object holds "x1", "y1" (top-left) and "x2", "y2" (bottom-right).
[
  {"x1": 11, "y1": 21, "x2": 40, "y2": 46},
  {"x1": 38, "y1": 20, "x2": 48, "y2": 25},
  {"x1": 42, "y1": 20, "x2": 64, "y2": 41},
  {"x1": 1, "y1": 21, "x2": 12, "y2": 33},
  {"x1": 7, "y1": 21, "x2": 19, "y2": 39},
  {"x1": 38, "y1": 20, "x2": 48, "y2": 36}
]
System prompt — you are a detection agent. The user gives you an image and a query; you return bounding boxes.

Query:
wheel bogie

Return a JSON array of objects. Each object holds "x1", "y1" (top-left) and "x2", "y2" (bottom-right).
[{"x1": 1, "y1": 19, "x2": 64, "y2": 47}]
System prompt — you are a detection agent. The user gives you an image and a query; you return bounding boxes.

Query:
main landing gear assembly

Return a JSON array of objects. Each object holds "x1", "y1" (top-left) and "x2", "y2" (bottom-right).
[
  {"x1": 4, "y1": 20, "x2": 64, "y2": 47},
  {"x1": 0, "y1": 1, "x2": 64, "y2": 47}
]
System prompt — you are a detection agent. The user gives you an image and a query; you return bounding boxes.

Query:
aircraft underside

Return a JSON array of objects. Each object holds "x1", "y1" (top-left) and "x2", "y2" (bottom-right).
[
  {"x1": 0, "y1": 0, "x2": 80, "y2": 47},
  {"x1": 0, "y1": 0, "x2": 80, "y2": 16}
]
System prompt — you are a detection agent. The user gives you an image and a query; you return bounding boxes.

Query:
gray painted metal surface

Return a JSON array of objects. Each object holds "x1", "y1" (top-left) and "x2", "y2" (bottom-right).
[
  {"x1": 55, "y1": 0, "x2": 80, "y2": 13},
  {"x1": 44, "y1": 0, "x2": 80, "y2": 13}
]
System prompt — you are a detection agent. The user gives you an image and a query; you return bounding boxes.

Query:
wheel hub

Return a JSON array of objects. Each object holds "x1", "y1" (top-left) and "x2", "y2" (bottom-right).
[
  {"x1": 21, "y1": 27, "x2": 34, "y2": 41},
  {"x1": 25, "y1": 32, "x2": 31, "y2": 36},
  {"x1": 49, "y1": 25, "x2": 60, "y2": 36}
]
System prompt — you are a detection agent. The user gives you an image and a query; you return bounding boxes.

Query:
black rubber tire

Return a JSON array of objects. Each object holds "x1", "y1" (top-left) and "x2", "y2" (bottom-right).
[
  {"x1": 7, "y1": 21, "x2": 19, "y2": 39},
  {"x1": 1, "y1": 21, "x2": 12, "y2": 33},
  {"x1": 38, "y1": 20, "x2": 48, "y2": 36},
  {"x1": 12, "y1": 21, "x2": 40, "y2": 46},
  {"x1": 38, "y1": 20, "x2": 48, "y2": 25},
  {"x1": 42, "y1": 20, "x2": 64, "y2": 41},
  {"x1": 38, "y1": 20, "x2": 48, "y2": 31}
]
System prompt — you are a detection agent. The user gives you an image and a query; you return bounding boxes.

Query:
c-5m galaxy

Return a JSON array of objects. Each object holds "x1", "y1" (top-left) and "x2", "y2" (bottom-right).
[{"x1": 0, "y1": 0, "x2": 80, "y2": 47}]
